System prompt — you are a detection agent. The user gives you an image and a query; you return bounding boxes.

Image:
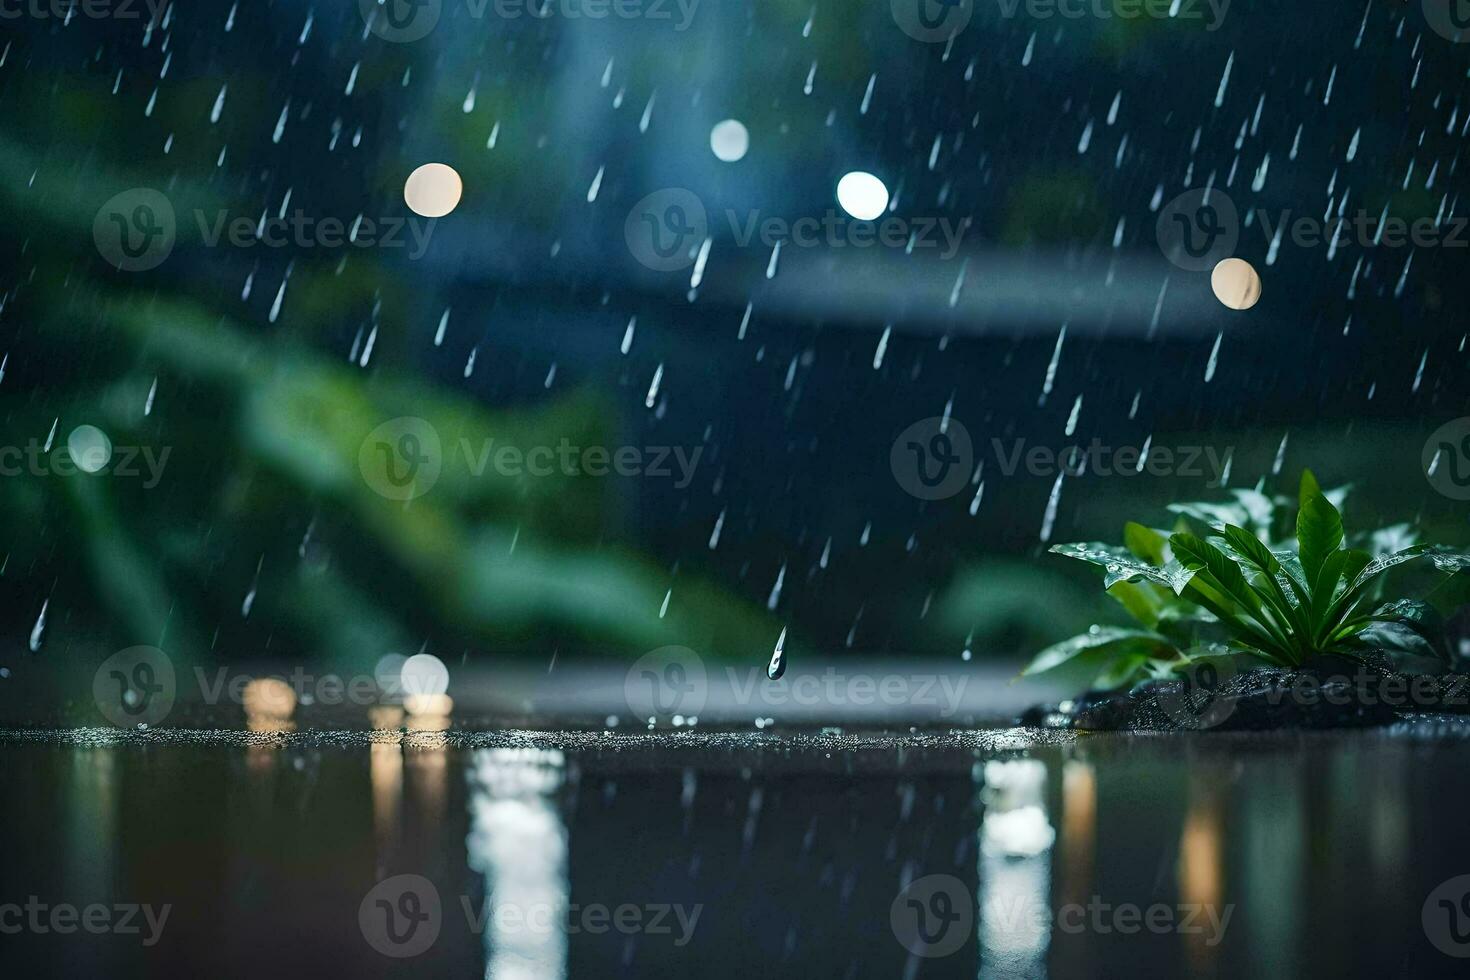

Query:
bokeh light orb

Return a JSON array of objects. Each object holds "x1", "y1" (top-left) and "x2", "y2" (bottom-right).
[
  {"x1": 67, "y1": 425, "x2": 113, "y2": 474},
  {"x1": 403, "y1": 163, "x2": 463, "y2": 218},
  {"x1": 400, "y1": 652, "x2": 449, "y2": 697},
  {"x1": 709, "y1": 119, "x2": 749, "y2": 162},
  {"x1": 836, "y1": 171, "x2": 889, "y2": 221},
  {"x1": 1211, "y1": 257, "x2": 1262, "y2": 310}
]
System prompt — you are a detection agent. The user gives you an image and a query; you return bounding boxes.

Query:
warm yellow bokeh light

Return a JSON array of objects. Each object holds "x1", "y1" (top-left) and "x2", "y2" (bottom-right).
[
  {"x1": 1211, "y1": 257, "x2": 1262, "y2": 310},
  {"x1": 403, "y1": 163, "x2": 463, "y2": 218}
]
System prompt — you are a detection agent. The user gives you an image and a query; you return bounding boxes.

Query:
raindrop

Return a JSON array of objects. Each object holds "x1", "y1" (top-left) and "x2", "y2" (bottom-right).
[{"x1": 767, "y1": 628, "x2": 787, "y2": 680}]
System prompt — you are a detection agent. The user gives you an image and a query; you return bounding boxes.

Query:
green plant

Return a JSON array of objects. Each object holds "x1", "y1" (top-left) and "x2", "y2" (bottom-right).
[{"x1": 1024, "y1": 471, "x2": 1470, "y2": 687}]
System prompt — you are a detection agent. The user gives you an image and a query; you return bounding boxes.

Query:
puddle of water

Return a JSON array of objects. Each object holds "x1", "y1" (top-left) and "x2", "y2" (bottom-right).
[{"x1": 2, "y1": 725, "x2": 1470, "y2": 978}]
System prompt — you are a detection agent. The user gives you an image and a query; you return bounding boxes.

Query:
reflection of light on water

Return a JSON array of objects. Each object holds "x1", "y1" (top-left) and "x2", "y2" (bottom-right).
[
  {"x1": 979, "y1": 759, "x2": 1053, "y2": 977},
  {"x1": 1053, "y1": 760, "x2": 1097, "y2": 979},
  {"x1": 371, "y1": 740, "x2": 404, "y2": 859},
  {"x1": 469, "y1": 747, "x2": 568, "y2": 980},
  {"x1": 1179, "y1": 788, "x2": 1224, "y2": 973}
]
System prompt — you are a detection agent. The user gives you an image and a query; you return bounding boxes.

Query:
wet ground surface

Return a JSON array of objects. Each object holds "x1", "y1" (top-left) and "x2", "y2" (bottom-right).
[{"x1": 5, "y1": 722, "x2": 1470, "y2": 979}]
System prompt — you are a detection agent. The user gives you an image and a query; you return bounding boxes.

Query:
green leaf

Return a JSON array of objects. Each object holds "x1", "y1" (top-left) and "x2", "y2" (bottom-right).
[
  {"x1": 1167, "y1": 500, "x2": 1250, "y2": 532},
  {"x1": 1298, "y1": 469, "x2": 1321, "y2": 507},
  {"x1": 1021, "y1": 627, "x2": 1174, "y2": 677},
  {"x1": 1171, "y1": 532, "x2": 1297, "y2": 662},
  {"x1": 1106, "y1": 580, "x2": 1165, "y2": 628},
  {"x1": 1170, "y1": 532, "x2": 1263, "y2": 612},
  {"x1": 1048, "y1": 542, "x2": 1180, "y2": 589},
  {"x1": 1217, "y1": 523, "x2": 1310, "y2": 637},
  {"x1": 1296, "y1": 490, "x2": 1344, "y2": 585},
  {"x1": 1123, "y1": 522, "x2": 1172, "y2": 566},
  {"x1": 1353, "y1": 619, "x2": 1446, "y2": 673}
]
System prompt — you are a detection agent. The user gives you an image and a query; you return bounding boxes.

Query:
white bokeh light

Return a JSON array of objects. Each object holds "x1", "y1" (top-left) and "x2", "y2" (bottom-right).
[
  {"x1": 836, "y1": 171, "x2": 889, "y2": 221},
  {"x1": 403, "y1": 163, "x2": 463, "y2": 218},
  {"x1": 400, "y1": 652, "x2": 450, "y2": 697},
  {"x1": 709, "y1": 119, "x2": 749, "y2": 162},
  {"x1": 67, "y1": 425, "x2": 113, "y2": 474}
]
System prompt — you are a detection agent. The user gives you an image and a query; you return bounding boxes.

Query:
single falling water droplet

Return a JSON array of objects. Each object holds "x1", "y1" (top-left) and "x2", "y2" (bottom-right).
[
  {"x1": 586, "y1": 165, "x2": 604, "y2": 203},
  {"x1": 359, "y1": 325, "x2": 377, "y2": 367},
  {"x1": 948, "y1": 259, "x2": 968, "y2": 308},
  {"x1": 210, "y1": 84, "x2": 227, "y2": 124},
  {"x1": 242, "y1": 557, "x2": 262, "y2": 617},
  {"x1": 1039, "y1": 324, "x2": 1066, "y2": 405},
  {"x1": 860, "y1": 74, "x2": 876, "y2": 115},
  {"x1": 464, "y1": 347, "x2": 478, "y2": 379},
  {"x1": 1204, "y1": 331, "x2": 1222, "y2": 382},
  {"x1": 708, "y1": 509, "x2": 725, "y2": 549},
  {"x1": 1039, "y1": 472, "x2": 1065, "y2": 543},
  {"x1": 968, "y1": 480, "x2": 985, "y2": 516},
  {"x1": 43, "y1": 418, "x2": 57, "y2": 451},
  {"x1": 29, "y1": 599, "x2": 48, "y2": 652},
  {"x1": 766, "y1": 628, "x2": 787, "y2": 680},
  {"x1": 659, "y1": 589, "x2": 671, "y2": 619},
  {"x1": 1064, "y1": 394, "x2": 1083, "y2": 436},
  {"x1": 645, "y1": 363, "x2": 664, "y2": 408},
  {"x1": 638, "y1": 91, "x2": 656, "y2": 133},
  {"x1": 765, "y1": 240, "x2": 782, "y2": 279},
  {"x1": 621, "y1": 316, "x2": 636, "y2": 354},
  {"x1": 435, "y1": 308, "x2": 450, "y2": 346},
  {"x1": 873, "y1": 324, "x2": 891, "y2": 369},
  {"x1": 1271, "y1": 432, "x2": 1289, "y2": 475},
  {"x1": 767, "y1": 563, "x2": 786, "y2": 611},
  {"x1": 1214, "y1": 51, "x2": 1234, "y2": 108}
]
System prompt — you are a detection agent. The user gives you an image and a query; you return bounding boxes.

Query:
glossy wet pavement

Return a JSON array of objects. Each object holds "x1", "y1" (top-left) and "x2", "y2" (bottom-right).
[{"x1": 5, "y1": 721, "x2": 1470, "y2": 979}]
